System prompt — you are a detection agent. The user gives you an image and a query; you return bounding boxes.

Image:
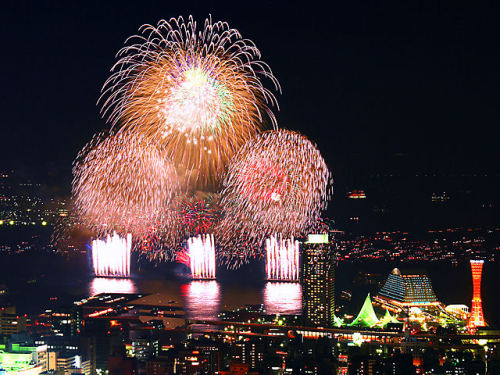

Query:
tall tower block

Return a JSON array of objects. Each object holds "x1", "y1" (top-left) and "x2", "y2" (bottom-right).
[
  {"x1": 302, "y1": 234, "x2": 335, "y2": 327},
  {"x1": 467, "y1": 260, "x2": 486, "y2": 331}
]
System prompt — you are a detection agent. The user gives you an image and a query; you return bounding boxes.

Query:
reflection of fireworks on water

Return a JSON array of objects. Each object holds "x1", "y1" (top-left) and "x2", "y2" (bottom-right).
[
  {"x1": 181, "y1": 280, "x2": 220, "y2": 320},
  {"x1": 72, "y1": 131, "x2": 179, "y2": 239},
  {"x1": 266, "y1": 235, "x2": 300, "y2": 281},
  {"x1": 263, "y1": 282, "x2": 302, "y2": 315},
  {"x1": 100, "y1": 15, "x2": 280, "y2": 187},
  {"x1": 92, "y1": 233, "x2": 132, "y2": 277},
  {"x1": 90, "y1": 277, "x2": 137, "y2": 296},
  {"x1": 219, "y1": 129, "x2": 331, "y2": 264}
]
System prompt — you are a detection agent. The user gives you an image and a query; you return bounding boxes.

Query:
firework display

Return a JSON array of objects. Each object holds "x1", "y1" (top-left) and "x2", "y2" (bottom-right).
[
  {"x1": 100, "y1": 15, "x2": 280, "y2": 186},
  {"x1": 92, "y1": 233, "x2": 132, "y2": 277},
  {"x1": 68, "y1": 15, "x2": 332, "y2": 272},
  {"x1": 266, "y1": 235, "x2": 300, "y2": 281},
  {"x1": 188, "y1": 234, "x2": 216, "y2": 279},
  {"x1": 173, "y1": 194, "x2": 220, "y2": 237},
  {"x1": 72, "y1": 131, "x2": 179, "y2": 238},
  {"x1": 220, "y1": 129, "x2": 331, "y2": 250}
]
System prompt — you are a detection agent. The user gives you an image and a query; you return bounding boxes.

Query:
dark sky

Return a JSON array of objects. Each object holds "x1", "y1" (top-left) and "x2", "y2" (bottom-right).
[{"x1": 2, "y1": 1, "x2": 499, "y2": 183}]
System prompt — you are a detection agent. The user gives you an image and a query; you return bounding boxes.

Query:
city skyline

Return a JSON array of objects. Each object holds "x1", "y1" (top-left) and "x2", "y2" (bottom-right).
[{"x1": 1, "y1": 2, "x2": 500, "y2": 374}]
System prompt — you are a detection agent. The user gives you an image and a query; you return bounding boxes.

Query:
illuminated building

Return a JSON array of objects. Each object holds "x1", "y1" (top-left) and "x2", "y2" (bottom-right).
[
  {"x1": 231, "y1": 341, "x2": 266, "y2": 370},
  {"x1": 146, "y1": 360, "x2": 169, "y2": 375},
  {"x1": 188, "y1": 234, "x2": 216, "y2": 280},
  {"x1": 301, "y1": 234, "x2": 335, "y2": 327},
  {"x1": 347, "y1": 190, "x2": 366, "y2": 199},
  {"x1": 445, "y1": 304, "x2": 470, "y2": 321},
  {"x1": 431, "y1": 192, "x2": 450, "y2": 202},
  {"x1": 0, "y1": 306, "x2": 26, "y2": 335},
  {"x1": 265, "y1": 235, "x2": 299, "y2": 281},
  {"x1": 349, "y1": 294, "x2": 379, "y2": 328},
  {"x1": 375, "y1": 268, "x2": 439, "y2": 310},
  {"x1": 92, "y1": 233, "x2": 131, "y2": 278},
  {"x1": 467, "y1": 260, "x2": 487, "y2": 331},
  {"x1": 0, "y1": 344, "x2": 47, "y2": 374}
]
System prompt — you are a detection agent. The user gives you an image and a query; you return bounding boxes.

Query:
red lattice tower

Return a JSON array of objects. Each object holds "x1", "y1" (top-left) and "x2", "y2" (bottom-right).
[{"x1": 467, "y1": 260, "x2": 487, "y2": 331}]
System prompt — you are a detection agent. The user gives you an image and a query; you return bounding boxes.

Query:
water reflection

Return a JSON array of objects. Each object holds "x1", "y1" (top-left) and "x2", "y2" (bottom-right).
[
  {"x1": 181, "y1": 280, "x2": 220, "y2": 320},
  {"x1": 264, "y1": 282, "x2": 302, "y2": 315},
  {"x1": 89, "y1": 277, "x2": 138, "y2": 295}
]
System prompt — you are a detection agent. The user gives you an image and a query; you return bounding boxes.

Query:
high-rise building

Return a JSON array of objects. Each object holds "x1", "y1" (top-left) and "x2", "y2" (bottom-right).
[
  {"x1": 301, "y1": 234, "x2": 334, "y2": 327},
  {"x1": 0, "y1": 343, "x2": 47, "y2": 374},
  {"x1": 0, "y1": 306, "x2": 26, "y2": 335},
  {"x1": 467, "y1": 260, "x2": 487, "y2": 331}
]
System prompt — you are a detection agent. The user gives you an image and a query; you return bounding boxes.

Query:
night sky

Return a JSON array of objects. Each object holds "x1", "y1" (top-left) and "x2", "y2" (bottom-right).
[{"x1": 2, "y1": 1, "x2": 499, "y2": 184}]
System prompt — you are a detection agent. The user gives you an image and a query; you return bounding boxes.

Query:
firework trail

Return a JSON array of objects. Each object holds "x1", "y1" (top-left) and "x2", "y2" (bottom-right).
[
  {"x1": 173, "y1": 193, "x2": 220, "y2": 237},
  {"x1": 188, "y1": 234, "x2": 216, "y2": 279},
  {"x1": 100, "y1": 15, "x2": 280, "y2": 187},
  {"x1": 219, "y1": 129, "x2": 332, "y2": 264},
  {"x1": 68, "y1": 16, "x2": 334, "y2": 273},
  {"x1": 92, "y1": 232, "x2": 132, "y2": 277},
  {"x1": 266, "y1": 234, "x2": 300, "y2": 281},
  {"x1": 72, "y1": 131, "x2": 179, "y2": 239},
  {"x1": 169, "y1": 194, "x2": 220, "y2": 273}
]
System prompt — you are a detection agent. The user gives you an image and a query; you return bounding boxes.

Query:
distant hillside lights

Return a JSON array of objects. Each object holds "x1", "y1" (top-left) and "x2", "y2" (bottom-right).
[
  {"x1": 347, "y1": 190, "x2": 366, "y2": 199},
  {"x1": 432, "y1": 192, "x2": 450, "y2": 202},
  {"x1": 0, "y1": 219, "x2": 48, "y2": 226}
]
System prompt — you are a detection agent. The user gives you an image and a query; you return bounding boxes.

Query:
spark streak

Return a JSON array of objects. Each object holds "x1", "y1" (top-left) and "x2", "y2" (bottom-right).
[
  {"x1": 92, "y1": 233, "x2": 132, "y2": 278},
  {"x1": 266, "y1": 235, "x2": 300, "y2": 281},
  {"x1": 188, "y1": 234, "x2": 216, "y2": 279}
]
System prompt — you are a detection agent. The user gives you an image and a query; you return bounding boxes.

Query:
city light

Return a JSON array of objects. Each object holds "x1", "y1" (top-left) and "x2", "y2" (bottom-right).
[
  {"x1": 188, "y1": 234, "x2": 216, "y2": 280},
  {"x1": 305, "y1": 234, "x2": 329, "y2": 244},
  {"x1": 91, "y1": 233, "x2": 131, "y2": 278},
  {"x1": 467, "y1": 259, "x2": 487, "y2": 331},
  {"x1": 266, "y1": 235, "x2": 299, "y2": 281}
]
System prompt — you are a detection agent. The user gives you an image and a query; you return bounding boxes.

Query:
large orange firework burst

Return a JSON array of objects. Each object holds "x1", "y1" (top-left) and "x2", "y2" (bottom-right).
[
  {"x1": 100, "y1": 15, "x2": 280, "y2": 187},
  {"x1": 72, "y1": 131, "x2": 179, "y2": 238},
  {"x1": 219, "y1": 129, "x2": 332, "y2": 255}
]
